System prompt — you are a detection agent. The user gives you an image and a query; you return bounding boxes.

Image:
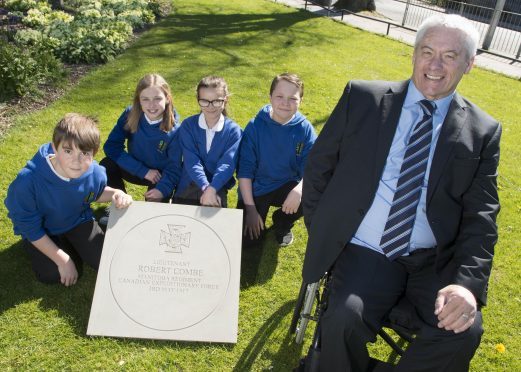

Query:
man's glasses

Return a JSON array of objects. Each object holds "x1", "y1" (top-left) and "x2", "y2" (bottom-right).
[{"x1": 198, "y1": 99, "x2": 225, "y2": 108}]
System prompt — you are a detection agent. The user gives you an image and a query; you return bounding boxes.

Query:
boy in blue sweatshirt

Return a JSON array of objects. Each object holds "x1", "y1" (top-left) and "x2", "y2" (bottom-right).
[
  {"x1": 5, "y1": 114, "x2": 132, "y2": 286},
  {"x1": 175, "y1": 76, "x2": 242, "y2": 207},
  {"x1": 238, "y1": 73, "x2": 317, "y2": 247}
]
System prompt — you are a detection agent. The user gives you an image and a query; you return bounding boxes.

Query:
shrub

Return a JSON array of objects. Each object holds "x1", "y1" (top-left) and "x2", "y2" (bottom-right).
[
  {"x1": 117, "y1": 8, "x2": 155, "y2": 29},
  {"x1": 148, "y1": 0, "x2": 173, "y2": 18},
  {"x1": 4, "y1": 0, "x2": 46, "y2": 12},
  {"x1": 49, "y1": 18, "x2": 132, "y2": 63},
  {"x1": 0, "y1": 39, "x2": 66, "y2": 101},
  {"x1": 14, "y1": 28, "x2": 60, "y2": 50},
  {"x1": 5, "y1": 0, "x2": 160, "y2": 65}
]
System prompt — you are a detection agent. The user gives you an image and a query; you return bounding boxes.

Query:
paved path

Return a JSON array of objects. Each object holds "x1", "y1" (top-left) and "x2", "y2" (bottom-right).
[{"x1": 274, "y1": 0, "x2": 521, "y2": 79}]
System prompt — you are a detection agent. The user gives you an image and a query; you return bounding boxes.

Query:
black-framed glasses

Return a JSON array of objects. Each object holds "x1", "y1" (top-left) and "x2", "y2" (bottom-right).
[{"x1": 198, "y1": 99, "x2": 225, "y2": 108}]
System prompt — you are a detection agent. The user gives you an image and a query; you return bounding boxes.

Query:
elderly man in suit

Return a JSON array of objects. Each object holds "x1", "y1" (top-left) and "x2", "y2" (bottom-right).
[{"x1": 302, "y1": 14, "x2": 501, "y2": 371}]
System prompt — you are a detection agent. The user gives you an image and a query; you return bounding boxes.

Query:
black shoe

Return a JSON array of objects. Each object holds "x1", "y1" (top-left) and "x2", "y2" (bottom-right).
[{"x1": 276, "y1": 230, "x2": 294, "y2": 246}]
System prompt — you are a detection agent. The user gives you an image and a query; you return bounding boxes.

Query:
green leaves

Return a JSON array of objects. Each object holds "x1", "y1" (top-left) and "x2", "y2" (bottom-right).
[{"x1": 0, "y1": 39, "x2": 65, "y2": 101}]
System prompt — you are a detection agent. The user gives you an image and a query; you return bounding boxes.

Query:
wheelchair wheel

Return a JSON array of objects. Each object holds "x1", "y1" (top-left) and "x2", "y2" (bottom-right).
[
  {"x1": 294, "y1": 282, "x2": 320, "y2": 344},
  {"x1": 290, "y1": 282, "x2": 308, "y2": 334}
]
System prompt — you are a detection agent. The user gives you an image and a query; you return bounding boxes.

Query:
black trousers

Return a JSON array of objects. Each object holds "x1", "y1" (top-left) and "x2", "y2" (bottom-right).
[
  {"x1": 24, "y1": 220, "x2": 104, "y2": 284},
  {"x1": 321, "y1": 243, "x2": 483, "y2": 372},
  {"x1": 237, "y1": 181, "x2": 303, "y2": 246},
  {"x1": 99, "y1": 157, "x2": 171, "y2": 202},
  {"x1": 173, "y1": 181, "x2": 229, "y2": 208}
]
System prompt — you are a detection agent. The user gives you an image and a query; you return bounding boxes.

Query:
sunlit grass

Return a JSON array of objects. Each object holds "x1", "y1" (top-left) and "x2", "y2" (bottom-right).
[{"x1": 0, "y1": 0, "x2": 519, "y2": 370}]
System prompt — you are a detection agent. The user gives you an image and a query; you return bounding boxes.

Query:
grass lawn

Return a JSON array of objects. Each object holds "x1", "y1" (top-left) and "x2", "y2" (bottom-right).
[{"x1": 1, "y1": 0, "x2": 520, "y2": 370}]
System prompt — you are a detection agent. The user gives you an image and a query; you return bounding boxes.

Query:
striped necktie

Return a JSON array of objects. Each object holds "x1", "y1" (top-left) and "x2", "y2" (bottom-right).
[{"x1": 380, "y1": 100, "x2": 436, "y2": 260}]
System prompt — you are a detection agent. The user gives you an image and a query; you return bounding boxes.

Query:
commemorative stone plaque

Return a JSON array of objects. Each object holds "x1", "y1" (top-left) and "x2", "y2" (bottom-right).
[{"x1": 87, "y1": 201, "x2": 243, "y2": 343}]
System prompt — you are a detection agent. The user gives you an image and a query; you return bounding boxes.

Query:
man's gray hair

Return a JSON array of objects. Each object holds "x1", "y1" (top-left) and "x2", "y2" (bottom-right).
[{"x1": 415, "y1": 14, "x2": 480, "y2": 59}]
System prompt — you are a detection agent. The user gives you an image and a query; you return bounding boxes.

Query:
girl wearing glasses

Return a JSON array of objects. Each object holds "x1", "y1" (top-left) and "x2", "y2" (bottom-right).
[
  {"x1": 174, "y1": 76, "x2": 242, "y2": 207},
  {"x1": 100, "y1": 74, "x2": 182, "y2": 208}
]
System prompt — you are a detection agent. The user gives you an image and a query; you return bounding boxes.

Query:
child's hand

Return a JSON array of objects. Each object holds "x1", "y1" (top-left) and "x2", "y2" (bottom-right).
[
  {"x1": 144, "y1": 169, "x2": 161, "y2": 184},
  {"x1": 145, "y1": 188, "x2": 164, "y2": 202},
  {"x1": 58, "y1": 257, "x2": 78, "y2": 287},
  {"x1": 112, "y1": 190, "x2": 133, "y2": 208},
  {"x1": 200, "y1": 186, "x2": 221, "y2": 207},
  {"x1": 282, "y1": 188, "x2": 302, "y2": 214},
  {"x1": 244, "y1": 204, "x2": 264, "y2": 239}
]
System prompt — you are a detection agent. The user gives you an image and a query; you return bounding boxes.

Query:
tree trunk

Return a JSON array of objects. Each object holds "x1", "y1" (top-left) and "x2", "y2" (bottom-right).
[{"x1": 334, "y1": 0, "x2": 376, "y2": 12}]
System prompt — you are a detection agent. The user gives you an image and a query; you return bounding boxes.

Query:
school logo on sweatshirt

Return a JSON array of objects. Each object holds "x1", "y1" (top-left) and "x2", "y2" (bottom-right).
[
  {"x1": 295, "y1": 142, "x2": 304, "y2": 156},
  {"x1": 157, "y1": 140, "x2": 167, "y2": 153},
  {"x1": 83, "y1": 191, "x2": 96, "y2": 204}
]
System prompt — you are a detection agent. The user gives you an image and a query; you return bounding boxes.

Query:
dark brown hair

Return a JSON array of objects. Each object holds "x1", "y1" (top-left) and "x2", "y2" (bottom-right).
[
  {"x1": 52, "y1": 113, "x2": 101, "y2": 155},
  {"x1": 269, "y1": 72, "x2": 304, "y2": 98},
  {"x1": 196, "y1": 75, "x2": 230, "y2": 117}
]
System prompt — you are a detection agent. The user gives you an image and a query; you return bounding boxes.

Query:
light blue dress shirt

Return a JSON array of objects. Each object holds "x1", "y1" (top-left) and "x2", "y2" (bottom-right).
[{"x1": 351, "y1": 81, "x2": 454, "y2": 255}]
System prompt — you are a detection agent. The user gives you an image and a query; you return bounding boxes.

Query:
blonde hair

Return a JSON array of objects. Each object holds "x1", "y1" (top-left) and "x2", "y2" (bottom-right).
[
  {"x1": 196, "y1": 75, "x2": 230, "y2": 117},
  {"x1": 270, "y1": 72, "x2": 304, "y2": 98},
  {"x1": 126, "y1": 74, "x2": 175, "y2": 133},
  {"x1": 53, "y1": 113, "x2": 100, "y2": 155}
]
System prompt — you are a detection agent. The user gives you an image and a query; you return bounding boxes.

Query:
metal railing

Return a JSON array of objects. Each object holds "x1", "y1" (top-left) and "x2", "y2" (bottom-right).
[
  {"x1": 299, "y1": 0, "x2": 520, "y2": 62},
  {"x1": 303, "y1": 0, "x2": 417, "y2": 35},
  {"x1": 401, "y1": 0, "x2": 521, "y2": 60}
]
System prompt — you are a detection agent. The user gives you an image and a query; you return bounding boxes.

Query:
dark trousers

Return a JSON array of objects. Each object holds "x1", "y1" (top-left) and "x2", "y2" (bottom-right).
[
  {"x1": 321, "y1": 243, "x2": 483, "y2": 372},
  {"x1": 173, "y1": 182, "x2": 229, "y2": 208},
  {"x1": 24, "y1": 220, "x2": 104, "y2": 284},
  {"x1": 237, "y1": 181, "x2": 303, "y2": 246},
  {"x1": 99, "y1": 157, "x2": 171, "y2": 202}
]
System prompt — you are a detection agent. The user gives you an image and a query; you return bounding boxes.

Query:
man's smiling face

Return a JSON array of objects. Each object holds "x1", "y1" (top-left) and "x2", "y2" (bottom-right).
[{"x1": 412, "y1": 26, "x2": 474, "y2": 101}]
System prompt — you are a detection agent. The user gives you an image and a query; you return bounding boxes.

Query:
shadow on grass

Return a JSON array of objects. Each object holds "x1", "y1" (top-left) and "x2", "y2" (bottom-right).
[
  {"x1": 0, "y1": 241, "x2": 100, "y2": 336},
  {"x1": 233, "y1": 300, "x2": 304, "y2": 371},
  {"x1": 240, "y1": 227, "x2": 286, "y2": 288},
  {"x1": 71, "y1": 6, "x2": 334, "y2": 104}
]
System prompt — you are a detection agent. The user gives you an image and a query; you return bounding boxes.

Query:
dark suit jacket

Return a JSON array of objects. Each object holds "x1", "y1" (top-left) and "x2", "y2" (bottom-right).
[{"x1": 302, "y1": 80, "x2": 501, "y2": 306}]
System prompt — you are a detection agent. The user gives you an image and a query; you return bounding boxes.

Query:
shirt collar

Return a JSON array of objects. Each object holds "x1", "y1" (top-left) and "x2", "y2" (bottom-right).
[
  {"x1": 198, "y1": 113, "x2": 225, "y2": 132},
  {"x1": 269, "y1": 106, "x2": 295, "y2": 125},
  {"x1": 144, "y1": 114, "x2": 163, "y2": 125},
  {"x1": 46, "y1": 155, "x2": 70, "y2": 181},
  {"x1": 405, "y1": 80, "x2": 454, "y2": 118}
]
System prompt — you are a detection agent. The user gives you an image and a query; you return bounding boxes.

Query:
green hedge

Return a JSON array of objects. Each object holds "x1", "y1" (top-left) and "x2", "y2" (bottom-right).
[
  {"x1": 0, "y1": 39, "x2": 66, "y2": 101},
  {"x1": 1, "y1": 0, "x2": 172, "y2": 101}
]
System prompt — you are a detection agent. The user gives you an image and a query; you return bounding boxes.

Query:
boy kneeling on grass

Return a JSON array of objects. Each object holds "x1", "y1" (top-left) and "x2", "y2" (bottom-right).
[
  {"x1": 237, "y1": 73, "x2": 317, "y2": 248},
  {"x1": 4, "y1": 113, "x2": 132, "y2": 287}
]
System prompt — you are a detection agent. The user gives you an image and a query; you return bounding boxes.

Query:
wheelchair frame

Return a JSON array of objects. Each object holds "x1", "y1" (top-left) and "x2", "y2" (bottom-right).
[{"x1": 290, "y1": 275, "x2": 417, "y2": 370}]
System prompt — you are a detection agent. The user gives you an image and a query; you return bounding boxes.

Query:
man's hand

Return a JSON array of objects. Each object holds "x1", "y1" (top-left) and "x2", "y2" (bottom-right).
[
  {"x1": 200, "y1": 186, "x2": 221, "y2": 207},
  {"x1": 144, "y1": 169, "x2": 161, "y2": 184},
  {"x1": 282, "y1": 187, "x2": 302, "y2": 214},
  {"x1": 112, "y1": 189, "x2": 133, "y2": 208},
  {"x1": 435, "y1": 284, "x2": 477, "y2": 333},
  {"x1": 144, "y1": 188, "x2": 164, "y2": 202},
  {"x1": 243, "y1": 204, "x2": 264, "y2": 240},
  {"x1": 57, "y1": 256, "x2": 78, "y2": 287}
]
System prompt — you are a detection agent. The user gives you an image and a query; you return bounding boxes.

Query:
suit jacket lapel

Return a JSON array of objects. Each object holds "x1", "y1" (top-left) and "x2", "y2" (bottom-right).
[
  {"x1": 374, "y1": 80, "x2": 409, "y2": 185},
  {"x1": 427, "y1": 93, "x2": 467, "y2": 204}
]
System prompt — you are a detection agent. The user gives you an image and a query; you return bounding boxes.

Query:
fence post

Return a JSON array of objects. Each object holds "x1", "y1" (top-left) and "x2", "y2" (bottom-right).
[
  {"x1": 482, "y1": 0, "x2": 507, "y2": 50},
  {"x1": 402, "y1": 0, "x2": 411, "y2": 27},
  {"x1": 458, "y1": 1, "x2": 464, "y2": 15}
]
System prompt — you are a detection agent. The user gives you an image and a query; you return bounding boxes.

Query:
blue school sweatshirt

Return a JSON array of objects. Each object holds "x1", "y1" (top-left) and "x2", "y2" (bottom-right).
[
  {"x1": 4, "y1": 143, "x2": 107, "y2": 242},
  {"x1": 237, "y1": 104, "x2": 317, "y2": 197},
  {"x1": 103, "y1": 107, "x2": 182, "y2": 197},
  {"x1": 177, "y1": 114, "x2": 242, "y2": 194}
]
